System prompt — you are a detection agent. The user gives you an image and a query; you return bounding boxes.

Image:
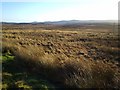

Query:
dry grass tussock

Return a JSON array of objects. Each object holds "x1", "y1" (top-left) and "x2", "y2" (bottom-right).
[{"x1": 2, "y1": 41, "x2": 120, "y2": 88}]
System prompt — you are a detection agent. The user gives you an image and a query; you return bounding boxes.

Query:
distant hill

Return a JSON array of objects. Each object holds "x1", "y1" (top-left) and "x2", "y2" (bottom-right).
[
  {"x1": 38, "y1": 20, "x2": 117, "y2": 25},
  {"x1": 2, "y1": 20, "x2": 118, "y2": 30},
  {"x1": 1, "y1": 20, "x2": 117, "y2": 25}
]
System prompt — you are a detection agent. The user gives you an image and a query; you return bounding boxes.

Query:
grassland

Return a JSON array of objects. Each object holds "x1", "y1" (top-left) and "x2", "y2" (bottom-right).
[{"x1": 1, "y1": 23, "x2": 120, "y2": 89}]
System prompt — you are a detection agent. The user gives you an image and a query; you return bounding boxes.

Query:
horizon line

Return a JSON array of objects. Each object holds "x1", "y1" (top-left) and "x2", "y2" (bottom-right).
[{"x1": 1, "y1": 19, "x2": 118, "y2": 23}]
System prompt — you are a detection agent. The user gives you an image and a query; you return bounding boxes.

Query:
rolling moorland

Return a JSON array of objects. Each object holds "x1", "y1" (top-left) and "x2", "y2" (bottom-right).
[{"x1": 1, "y1": 20, "x2": 120, "y2": 89}]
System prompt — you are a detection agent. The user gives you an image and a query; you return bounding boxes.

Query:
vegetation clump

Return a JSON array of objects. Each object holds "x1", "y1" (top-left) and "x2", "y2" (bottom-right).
[{"x1": 2, "y1": 24, "x2": 120, "y2": 89}]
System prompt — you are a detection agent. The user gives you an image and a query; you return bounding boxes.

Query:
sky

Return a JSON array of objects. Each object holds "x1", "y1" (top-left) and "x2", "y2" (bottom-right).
[{"x1": 1, "y1": 0, "x2": 119, "y2": 22}]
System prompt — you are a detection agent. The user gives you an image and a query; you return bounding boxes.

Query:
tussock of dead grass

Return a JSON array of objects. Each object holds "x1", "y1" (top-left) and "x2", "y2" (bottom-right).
[
  {"x1": 2, "y1": 42, "x2": 120, "y2": 88},
  {"x1": 2, "y1": 29, "x2": 120, "y2": 88}
]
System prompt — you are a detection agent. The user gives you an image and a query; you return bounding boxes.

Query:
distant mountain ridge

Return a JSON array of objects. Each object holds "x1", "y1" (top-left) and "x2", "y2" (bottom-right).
[{"x1": 1, "y1": 20, "x2": 117, "y2": 25}]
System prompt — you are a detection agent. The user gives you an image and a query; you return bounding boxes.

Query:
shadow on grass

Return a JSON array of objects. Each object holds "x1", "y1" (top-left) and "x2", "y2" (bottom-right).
[{"x1": 2, "y1": 51, "x2": 55, "y2": 90}]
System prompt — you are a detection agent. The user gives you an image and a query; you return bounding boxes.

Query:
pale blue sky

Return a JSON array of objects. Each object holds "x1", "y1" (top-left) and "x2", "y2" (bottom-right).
[{"x1": 1, "y1": 0, "x2": 119, "y2": 22}]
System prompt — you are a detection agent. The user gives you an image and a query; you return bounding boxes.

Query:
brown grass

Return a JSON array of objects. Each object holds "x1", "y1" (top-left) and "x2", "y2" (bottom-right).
[{"x1": 2, "y1": 28, "x2": 120, "y2": 88}]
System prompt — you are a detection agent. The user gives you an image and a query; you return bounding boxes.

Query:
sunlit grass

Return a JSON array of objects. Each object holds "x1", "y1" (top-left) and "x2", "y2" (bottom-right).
[
  {"x1": 2, "y1": 50, "x2": 55, "y2": 90},
  {"x1": 2, "y1": 28, "x2": 120, "y2": 88}
]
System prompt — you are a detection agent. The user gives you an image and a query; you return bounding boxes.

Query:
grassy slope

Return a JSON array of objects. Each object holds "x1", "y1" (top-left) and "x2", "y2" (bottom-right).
[
  {"x1": 2, "y1": 28, "x2": 120, "y2": 88},
  {"x1": 2, "y1": 50, "x2": 55, "y2": 90}
]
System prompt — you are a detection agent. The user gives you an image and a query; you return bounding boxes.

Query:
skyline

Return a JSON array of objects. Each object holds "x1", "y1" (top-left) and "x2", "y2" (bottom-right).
[{"x1": 1, "y1": 0, "x2": 119, "y2": 22}]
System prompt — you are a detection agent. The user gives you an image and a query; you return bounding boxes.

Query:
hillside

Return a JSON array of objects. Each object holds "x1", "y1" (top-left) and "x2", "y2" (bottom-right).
[{"x1": 1, "y1": 22, "x2": 120, "y2": 89}]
